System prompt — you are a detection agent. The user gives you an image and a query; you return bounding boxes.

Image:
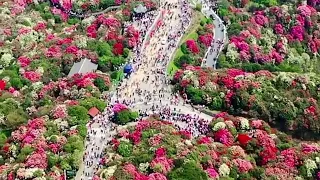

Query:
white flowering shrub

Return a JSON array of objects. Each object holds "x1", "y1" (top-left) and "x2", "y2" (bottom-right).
[
  {"x1": 218, "y1": 163, "x2": 230, "y2": 177},
  {"x1": 225, "y1": 43, "x2": 239, "y2": 63},
  {"x1": 213, "y1": 122, "x2": 226, "y2": 131},
  {"x1": 0, "y1": 53, "x2": 14, "y2": 67}
]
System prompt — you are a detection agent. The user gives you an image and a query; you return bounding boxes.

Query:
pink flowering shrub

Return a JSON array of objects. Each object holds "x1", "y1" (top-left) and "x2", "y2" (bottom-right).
[
  {"x1": 254, "y1": 14, "x2": 269, "y2": 26},
  {"x1": 23, "y1": 71, "x2": 41, "y2": 82},
  {"x1": 274, "y1": 23, "x2": 284, "y2": 34},
  {"x1": 46, "y1": 45, "x2": 62, "y2": 58},
  {"x1": 219, "y1": 1, "x2": 320, "y2": 69},
  {"x1": 198, "y1": 33, "x2": 213, "y2": 47},
  {"x1": 126, "y1": 25, "x2": 139, "y2": 48},
  {"x1": 232, "y1": 158, "x2": 253, "y2": 172},
  {"x1": 150, "y1": 157, "x2": 173, "y2": 174},
  {"x1": 113, "y1": 103, "x2": 128, "y2": 113},
  {"x1": 25, "y1": 150, "x2": 48, "y2": 169},
  {"x1": 98, "y1": 116, "x2": 320, "y2": 179},
  {"x1": 52, "y1": 105, "x2": 68, "y2": 119},
  {"x1": 290, "y1": 25, "x2": 304, "y2": 41},
  {"x1": 214, "y1": 129, "x2": 234, "y2": 146},
  {"x1": 17, "y1": 56, "x2": 31, "y2": 67},
  {"x1": 206, "y1": 168, "x2": 219, "y2": 178},
  {"x1": 148, "y1": 173, "x2": 167, "y2": 180}
]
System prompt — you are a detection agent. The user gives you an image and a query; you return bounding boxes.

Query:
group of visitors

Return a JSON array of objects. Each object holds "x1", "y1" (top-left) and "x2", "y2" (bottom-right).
[
  {"x1": 112, "y1": 0, "x2": 191, "y2": 110},
  {"x1": 83, "y1": 0, "x2": 222, "y2": 177},
  {"x1": 81, "y1": 107, "x2": 117, "y2": 179},
  {"x1": 159, "y1": 106, "x2": 210, "y2": 136},
  {"x1": 136, "y1": 104, "x2": 210, "y2": 137},
  {"x1": 81, "y1": 11, "x2": 160, "y2": 179}
]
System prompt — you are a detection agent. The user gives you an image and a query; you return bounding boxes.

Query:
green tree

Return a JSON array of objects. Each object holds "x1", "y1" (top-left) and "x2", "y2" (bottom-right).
[
  {"x1": 254, "y1": 0, "x2": 278, "y2": 6},
  {"x1": 97, "y1": 42, "x2": 113, "y2": 57},
  {"x1": 111, "y1": 56, "x2": 126, "y2": 70},
  {"x1": 100, "y1": 0, "x2": 115, "y2": 8},
  {"x1": 67, "y1": 105, "x2": 89, "y2": 125},
  {"x1": 44, "y1": 121, "x2": 59, "y2": 137},
  {"x1": 80, "y1": 97, "x2": 107, "y2": 111},
  {"x1": 228, "y1": 23, "x2": 243, "y2": 36},
  {"x1": 70, "y1": 149, "x2": 82, "y2": 168},
  {"x1": 76, "y1": 125, "x2": 87, "y2": 138},
  {"x1": 117, "y1": 141, "x2": 133, "y2": 157},
  {"x1": 174, "y1": 55, "x2": 194, "y2": 68},
  {"x1": 0, "y1": 133, "x2": 7, "y2": 148},
  {"x1": 180, "y1": 43, "x2": 189, "y2": 54},
  {"x1": 63, "y1": 135, "x2": 84, "y2": 153},
  {"x1": 94, "y1": 77, "x2": 109, "y2": 92},
  {"x1": 168, "y1": 161, "x2": 208, "y2": 180},
  {"x1": 9, "y1": 77, "x2": 23, "y2": 89},
  {"x1": 115, "y1": 110, "x2": 137, "y2": 124},
  {"x1": 33, "y1": 170, "x2": 44, "y2": 177},
  {"x1": 6, "y1": 109, "x2": 28, "y2": 128},
  {"x1": 186, "y1": 86, "x2": 205, "y2": 105},
  {"x1": 60, "y1": 159, "x2": 72, "y2": 170},
  {"x1": 67, "y1": 18, "x2": 81, "y2": 25},
  {"x1": 123, "y1": 48, "x2": 130, "y2": 58},
  {"x1": 20, "y1": 145, "x2": 34, "y2": 155}
]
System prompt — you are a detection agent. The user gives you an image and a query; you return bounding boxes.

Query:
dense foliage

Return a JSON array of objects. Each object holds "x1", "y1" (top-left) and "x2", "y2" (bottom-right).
[
  {"x1": 0, "y1": 0, "x2": 155, "y2": 179},
  {"x1": 217, "y1": 0, "x2": 320, "y2": 73},
  {"x1": 96, "y1": 115, "x2": 320, "y2": 179},
  {"x1": 173, "y1": 66, "x2": 320, "y2": 139},
  {"x1": 112, "y1": 103, "x2": 139, "y2": 125}
]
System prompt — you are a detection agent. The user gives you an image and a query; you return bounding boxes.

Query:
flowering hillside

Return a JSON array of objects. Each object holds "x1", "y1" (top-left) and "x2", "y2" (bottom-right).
[
  {"x1": 217, "y1": 0, "x2": 320, "y2": 73},
  {"x1": 0, "y1": 0, "x2": 151, "y2": 179},
  {"x1": 95, "y1": 115, "x2": 320, "y2": 179},
  {"x1": 173, "y1": 66, "x2": 320, "y2": 139}
]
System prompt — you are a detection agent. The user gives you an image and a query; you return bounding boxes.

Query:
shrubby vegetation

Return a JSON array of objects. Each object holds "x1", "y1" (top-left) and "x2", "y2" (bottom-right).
[
  {"x1": 0, "y1": 0, "x2": 150, "y2": 178},
  {"x1": 217, "y1": 0, "x2": 320, "y2": 73},
  {"x1": 174, "y1": 67, "x2": 320, "y2": 139},
  {"x1": 97, "y1": 116, "x2": 320, "y2": 179}
]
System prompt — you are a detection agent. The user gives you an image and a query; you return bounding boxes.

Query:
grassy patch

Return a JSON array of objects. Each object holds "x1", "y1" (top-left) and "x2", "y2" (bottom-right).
[
  {"x1": 167, "y1": 59, "x2": 180, "y2": 76},
  {"x1": 187, "y1": 32, "x2": 199, "y2": 40}
]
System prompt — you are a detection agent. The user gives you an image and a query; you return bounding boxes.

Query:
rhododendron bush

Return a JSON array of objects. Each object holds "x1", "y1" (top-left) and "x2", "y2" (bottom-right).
[
  {"x1": 218, "y1": 1, "x2": 320, "y2": 73},
  {"x1": 94, "y1": 116, "x2": 320, "y2": 179},
  {"x1": 173, "y1": 66, "x2": 320, "y2": 138},
  {"x1": 111, "y1": 103, "x2": 138, "y2": 124}
]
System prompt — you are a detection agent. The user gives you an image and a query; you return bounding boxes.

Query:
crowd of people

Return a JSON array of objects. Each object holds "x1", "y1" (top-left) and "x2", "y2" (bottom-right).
[
  {"x1": 200, "y1": 0, "x2": 226, "y2": 69},
  {"x1": 81, "y1": 10, "x2": 160, "y2": 179},
  {"x1": 81, "y1": 107, "x2": 117, "y2": 179},
  {"x1": 82, "y1": 0, "x2": 225, "y2": 177},
  {"x1": 112, "y1": 0, "x2": 191, "y2": 107},
  {"x1": 159, "y1": 106, "x2": 210, "y2": 136}
]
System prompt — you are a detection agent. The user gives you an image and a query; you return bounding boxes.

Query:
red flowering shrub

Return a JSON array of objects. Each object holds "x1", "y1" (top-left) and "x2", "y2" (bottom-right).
[
  {"x1": 214, "y1": 129, "x2": 234, "y2": 146},
  {"x1": 186, "y1": 40, "x2": 200, "y2": 54},
  {"x1": 0, "y1": 80, "x2": 6, "y2": 90},
  {"x1": 198, "y1": 33, "x2": 213, "y2": 47},
  {"x1": 237, "y1": 133, "x2": 251, "y2": 146},
  {"x1": 86, "y1": 24, "x2": 97, "y2": 38},
  {"x1": 112, "y1": 42, "x2": 124, "y2": 55}
]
